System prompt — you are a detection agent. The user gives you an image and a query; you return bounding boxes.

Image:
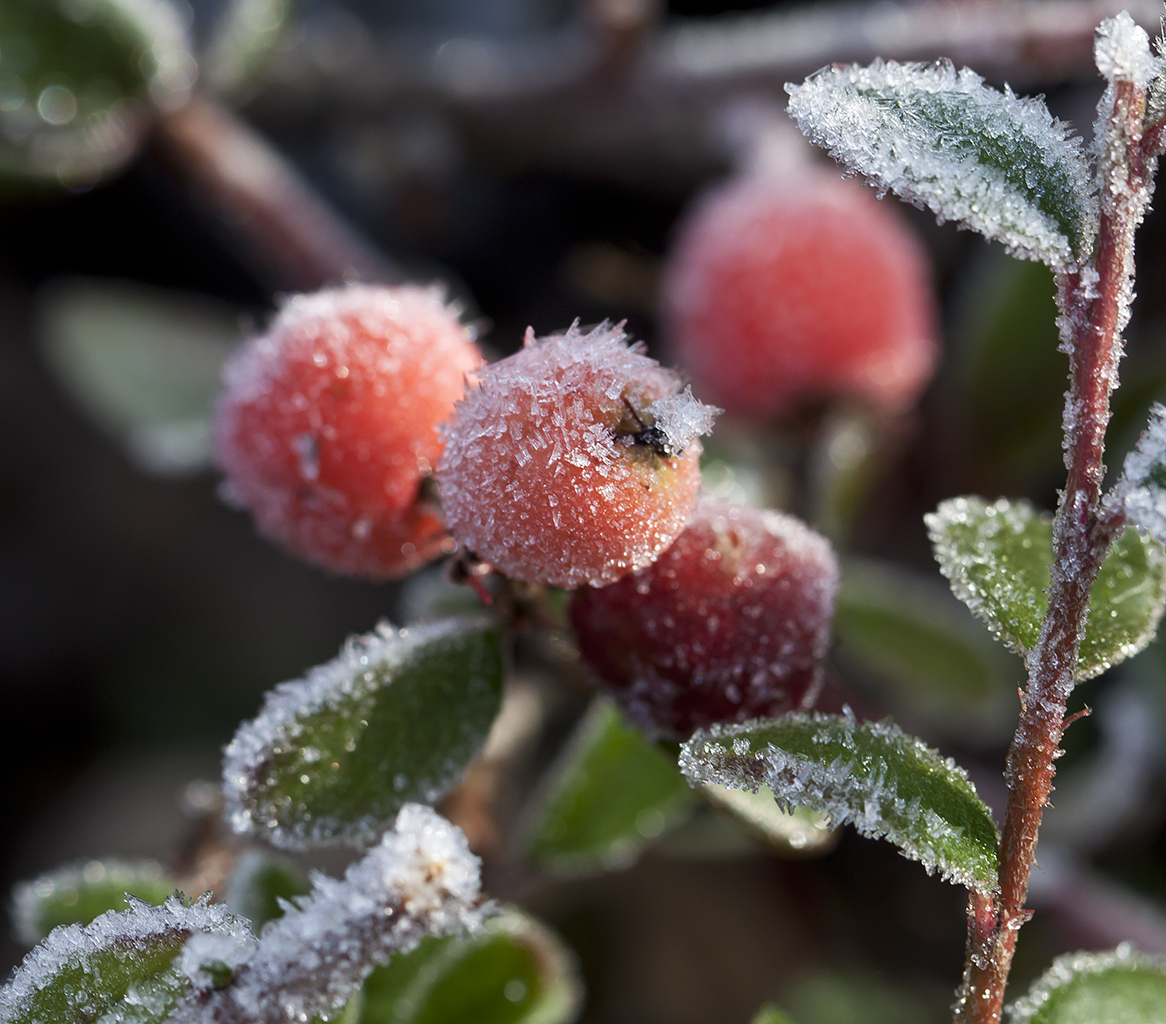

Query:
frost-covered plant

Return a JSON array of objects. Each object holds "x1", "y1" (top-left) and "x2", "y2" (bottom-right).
[{"x1": 12, "y1": 5, "x2": 1166, "y2": 1024}]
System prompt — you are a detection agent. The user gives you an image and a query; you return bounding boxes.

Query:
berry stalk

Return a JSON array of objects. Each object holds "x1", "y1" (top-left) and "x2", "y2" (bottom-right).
[{"x1": 954, "y1": 72, "x2": 1157, "y2": 1024}]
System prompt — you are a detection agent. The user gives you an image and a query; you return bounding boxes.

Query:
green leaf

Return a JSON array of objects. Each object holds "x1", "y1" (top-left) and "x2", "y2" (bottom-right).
[
  {"x1": 786, "y1": 60, "x2": 1094, "y2": 267},
  {"x1": 751, "y1": 1005, "x2": 797, "y2": 1024},
  {"x1": 1111, "y1": 403, "x2": 1166, "y2": 548},
  {"x1": 224, "y1": 850, "x2": 310, "y2": 931},
  {"x1": 679, "y1": 713, "x2": 999, "y2": 892},
  {"x1": 927, "y1": 496, "x2": 1166, "y2": 680},
  {"x1": 1008, "y1": 946, "x2": 1166, "y2": 1023},
  {"x1": 37, "y1": 278, "x2": 241, "y2": 475},
  {"x1": 699, "y1": 785, "x2": 837, "y2": 857},
  {"x1": 833, "y1": 557, "x2": 1022, "y2": 738},
  {"x1": 0, "y1": 895, "x2": 254, "y2": 1024},
  {"x1": 11, "y1": 859, "x2": 176, "y2": 944},
  {"x1": 223, "y1": 619, "x2": 505, "y2": 850},
  {"x1": 0, "y1": 0, "x2": 193, "y2": 187},
  {"x1": 361, "y1": 908, "x2": 582, "y2": 1024},
  {"x1": 524, "y1": 697, "x2": 697, "y2": 876},
  {"x1": 785, "y1": 971, "x2": 936, "y2": 1024}
]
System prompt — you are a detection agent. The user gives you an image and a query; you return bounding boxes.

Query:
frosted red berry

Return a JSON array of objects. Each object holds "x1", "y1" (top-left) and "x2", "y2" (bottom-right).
[
  {"x1": 214, "y1": 284, "x2": 483, "y2": 580},
  {"x1": 569, "y1": 500, "x2": 838, "y2": 737},
  {"x1": 437, "y1": 321, "x2": 716, "y2": 588},
  {"x1": 662, "y1": 170, "x2": 938, "y2": 419}
]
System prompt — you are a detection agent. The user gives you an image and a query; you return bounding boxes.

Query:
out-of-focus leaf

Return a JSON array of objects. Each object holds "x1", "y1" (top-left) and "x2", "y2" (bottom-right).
[
  {"x1": 224, "y1": 850, "x2": 309, "y2": 931},
  {"x1": 11, "y1": 859, "x2": 176, "y2": 944},
  {"x1": 751, "y1": 1005, "x2": 797, "y2": 1024},
  {"x1": 834, "y1": 557, "x2": 1022, "y2": 738},
  {"x1": 807, "y1": 408, "x2": 882, "y2": 545},
  {"x1": 0, "y1": 0, "x2": 193, "y2": 187},
  {"x1": 1110, "y1": 403, "x2": 1166, "y2": 548},
  {"x1": 223, "y1": 619, "x2": 505, "y2": 851},
  {"x1": 786, "y1": 60, "x2": 1095, "y2": 267},
  {"x1": 679, "y1": 713, "x2": 999, "y2": 892},
  {"x1": 927, "y1": 497, "x2": 1166, "y2": 679},
  {"x1": 700, "y1": 784, "x2": 837, "y2": 857},
  {"x1": 785, "y1": 971, "x2": 936, "y2": 1024},
  {"x1": 524, "y1": 697, "x2": 697, "y2": 876},
  {"x1": 37, "y1": 278, "x2": 241, "y2": 475},
  {"x1": 1008, "y1": 945, "x2": 1166, "y2": 1023},
  {"x1": 361, "y1": 908, "x2": 582, "y2": 1024},
  {"x1": 951, "y1": 251, "x2": 1064, "y2": 487},
  {"x1": 203, "y1": 0, "x2": 295, "y2": 96},
  {"x1": 0, "y1": 895, "x2": 254, "y2": 1024}
]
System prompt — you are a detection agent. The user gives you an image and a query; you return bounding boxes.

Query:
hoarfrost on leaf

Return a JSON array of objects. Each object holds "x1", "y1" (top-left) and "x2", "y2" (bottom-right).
[
  {"x1": 678, "y1": 713, "x2": 1000, "y2": 892},
  {"x1": 168, "y1": 805, "x2": 485, "y2": 1024},
  {"x1": 1007, "y1": 944, "x2": 1166, "y2": 1023},
  {"x1": 926, "y1": 496, "x2": 1166, "y2": 680},
  {"x1": 1109, "y1": 403, "x2": 1166, "y2": 547},
  {"x1": 223, "y1": 618, "x2": 504, "y2": 850},
  {"x1": 0, "y1": 894, "x2": 254, "y2": 1024},
  {"x1": 785, "y1": 60, "x2": 1096, "y2": 268}
]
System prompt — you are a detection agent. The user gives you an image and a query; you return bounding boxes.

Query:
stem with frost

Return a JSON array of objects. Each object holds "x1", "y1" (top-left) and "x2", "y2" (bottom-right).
[{"x1": 955, "y1": 71, "x2": 1162, "y2": 1024}]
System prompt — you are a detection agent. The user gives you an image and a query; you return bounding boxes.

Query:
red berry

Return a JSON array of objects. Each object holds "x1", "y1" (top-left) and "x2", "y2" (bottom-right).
[
  {"x1": 569, "y1": 500, "x2": 838, "y2": 737},
  {"x1": 662, "y1": 170, "x2": 938, "y2": 419},
  {"x1": 437, "y1": 321, "x2": 716, "y2": 588},
  {"x1": 214, "y1": 284, "x2": 483, "y2": 580}
]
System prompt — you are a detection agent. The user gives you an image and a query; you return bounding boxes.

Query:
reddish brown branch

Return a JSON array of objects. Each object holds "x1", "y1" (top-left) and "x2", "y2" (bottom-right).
[{"x1": 954, "y1": 77, "x2": 1149, "y2": 1024}]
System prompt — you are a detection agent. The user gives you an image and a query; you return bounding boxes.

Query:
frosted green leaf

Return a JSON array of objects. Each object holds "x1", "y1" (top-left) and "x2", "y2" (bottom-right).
[
  {"x1": 833, "y1": 557, "x2": 1022, "y2": 738},
  {"x1": 0, "y1": 895, "x2": 255, "y2": 1024},
  {"x1": 11, "y1": 859, "x2": 176, "y2": 944},
  {"x1": 786, "y1": 60, "x2": 1095, "y2": 268},
  {"x1": 679, "y1": 713, "x2": 999, "y2": 892},
  {"x1": 1008, "y1": 945, "x2": 1166, "y2": 1023},
  {"x1": 224, "y1": 851, "x2": 309, "y2": 931},
  {"x1": 37, "y1": 279, "x2": 240, "y2": 475},
  {"x1": 927, "y1": 497, "x2": 1166, "y2": 679},
  {"x1": 361, "y1": 907, "x2": 582, "y2": 1024},
  {"x1": 1110, "y1": 403, "x2": 1166, "y2": 548},
  {"x1": 524, "y1": 697, "x2": 697, "y2": 876},
  {"x1": 0, "y1": 0, "x2": 193, "y2": 187},
  {"x1": 224, "y1": 619, "x2": 504, "y2": 850},
  {"x1": 700, "y1": 785, "x2": 836, "y2": 858}
]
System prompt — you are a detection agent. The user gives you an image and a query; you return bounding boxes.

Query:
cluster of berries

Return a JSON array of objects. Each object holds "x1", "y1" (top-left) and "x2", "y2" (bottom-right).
[{"x1": 214, "y1": 167, "x2": 936, "y2": 734}]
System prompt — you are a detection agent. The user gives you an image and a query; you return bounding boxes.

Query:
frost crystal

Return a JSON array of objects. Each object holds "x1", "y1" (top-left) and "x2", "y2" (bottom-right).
[
  {"x1": 679, "y1": 714, "x2": 999, "y2": 891},
  {"x1": 0, "y1": 895, "x2": 253, "y2": 1024},
  {"x1": 786, "y1": 60, "x2": 1096, "y2": 268},
  {"x1": 1110, "y1": 403, "x2": 1166, "y2": 546},
  {"x1": 1094, "y1": 11, "x2": 1160, "y2": 87},
  {"x1": 1006, "y1": 944, "x2": 1166, "y2": 1022},
  {"x1": 171, "y1": 805, "x2": 484, "y2": 1024},
  {"x1": 642, "y1": 387, "x2": 721, "y2": 458},
  {"x1": 223, "y1": 618, "x2": 500, "y2": 850}
]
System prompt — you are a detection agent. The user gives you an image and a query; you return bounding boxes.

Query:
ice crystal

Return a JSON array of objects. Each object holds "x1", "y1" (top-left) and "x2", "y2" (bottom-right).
[
  {"x1": 1007, "y1": 943, "x2": 1166, "y2": 1022},
  {"x1": 1110, "y1": 402, "x2": 1166, "y2": 546},
  {"x1": 171, "y1": 805, "x2": 484, "y2": 1024},
  {"x1": 222, "y1": 618, "x2": 501, "y2": 850},
  {"x1": 1094, "y1": 11, "x2": 1160, "y2": 87},
  {"x1": 786, "y1": 60, "x2": 1095, "y2": 267},
  {"x1": 679, "y1": 713, "x2": 999, "y2": 891},
  {"x1": 0, "y1": 895, "x2": 253, "y2": 1024}
]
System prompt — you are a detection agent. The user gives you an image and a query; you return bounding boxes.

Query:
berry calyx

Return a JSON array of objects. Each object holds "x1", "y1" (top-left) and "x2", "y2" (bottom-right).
[
  {"x1": 662, "y1": 170, "x2": 938, "y2": 419},
  {"x1": 437, "y1": 321, "x2": 716, "y2": 588},
  {"x1": 569, "y1": 500, "x2": 839, "y2": 737},
  {"x1": 214, "y1": 284, "x2": 483, "y2": 580}
]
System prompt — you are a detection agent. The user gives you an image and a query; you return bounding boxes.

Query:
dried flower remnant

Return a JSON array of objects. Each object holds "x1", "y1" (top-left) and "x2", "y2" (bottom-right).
[
  {"x1": 663, "y1": 170, "x2": 938, "y2": 419},
  {"x1": 438, "y1": 321, "x2": 716, "y2": 588},
  {"x1": 570, "y1": 501, "x2": 838, "y2": 736},
  {"x1": 214, "y1": 284, "x2": 483, "y2": 580}
]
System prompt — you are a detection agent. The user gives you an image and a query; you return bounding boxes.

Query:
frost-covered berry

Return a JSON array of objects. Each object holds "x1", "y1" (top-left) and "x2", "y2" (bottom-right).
[
  {"x1": 215, "y1": 284, "x2": 483, "y2": 579},
  {"x1": 662, "y1": 171, "x2": 938, "y2": 419},
  {"x1": 437, "y1": 321, "x2": 716, "y2": 588},
  {"x1": 569, "y1": 500, "x2": 838, "y2": 737}
]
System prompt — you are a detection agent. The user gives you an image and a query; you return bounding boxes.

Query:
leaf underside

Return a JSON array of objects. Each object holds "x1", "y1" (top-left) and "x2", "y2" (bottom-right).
[{"x1": 679, "y1": 713, "x2": 999, "y2": 892}]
